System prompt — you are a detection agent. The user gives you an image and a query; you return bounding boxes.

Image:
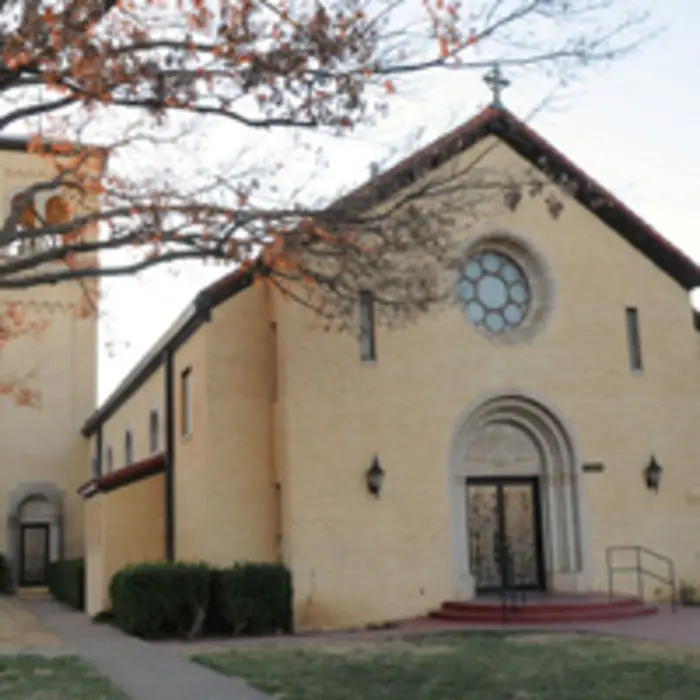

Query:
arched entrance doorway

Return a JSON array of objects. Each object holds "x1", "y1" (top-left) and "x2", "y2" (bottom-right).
[
  {"x1": 7, "y1": 483, "x2": 62, "y2": 588},
  {"x1": 447, "y1": 392, "x2": 587, "y2": 599}
]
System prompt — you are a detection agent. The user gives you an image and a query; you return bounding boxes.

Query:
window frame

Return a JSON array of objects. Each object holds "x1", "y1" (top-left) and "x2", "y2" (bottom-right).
[
  {"x1": 625, "y1": 307, "x2": 643, "y2": 372},
  {"x1": 359, "y1": 290, "x2": 376, "y2": 362},
  {"x1": 124, "y1": 428, "x2": 133, "y2": 466},
  {"x1": 149, "y1": 409, "x2": 160, "y2": 454},
  {"x1": 91, "y1": 455, "x2": 100, "y2": 478},
  {"x1": 181, "y1": 367, "x2": 193, "y2": 437},
  {"x1": 105, "y1": 446, "x2": 113, "y2": 473}
]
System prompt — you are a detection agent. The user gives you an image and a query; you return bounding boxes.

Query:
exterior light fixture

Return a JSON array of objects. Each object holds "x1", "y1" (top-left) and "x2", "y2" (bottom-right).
[
  {"x1": 643, "y1": 455, "x2": 663, "y2": 493},
  {"x1": 366, "y1": 455, "x2": 385, "y2": 498}
]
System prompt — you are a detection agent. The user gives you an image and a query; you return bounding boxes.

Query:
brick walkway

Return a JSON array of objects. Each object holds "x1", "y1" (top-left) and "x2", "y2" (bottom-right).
[
  {"x1": 584, "y1": 605, "x2": 700, "y2": 646},
  {"x1": 26, "y1": 600, "x2": 269, "y2": 700},
  {"x1": 0, "y1": 595, "x2": 66, "y2": 655}
]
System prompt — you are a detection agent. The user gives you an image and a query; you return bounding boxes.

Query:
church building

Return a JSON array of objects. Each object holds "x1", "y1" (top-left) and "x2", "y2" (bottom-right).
[{"x1": 7, "y1": 73, "x2": 700, "y2": 631}]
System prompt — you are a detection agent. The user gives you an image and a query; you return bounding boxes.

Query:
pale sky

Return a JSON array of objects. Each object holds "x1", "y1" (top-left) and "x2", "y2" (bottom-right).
[{"x1": 97, "y1": 0, "x2": 700, "y2": 402}]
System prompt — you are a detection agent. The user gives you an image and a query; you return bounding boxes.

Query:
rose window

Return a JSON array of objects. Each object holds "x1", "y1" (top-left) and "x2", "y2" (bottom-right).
[{"x1": 458, "y1": 251, "x2": 531, "y2": 333}]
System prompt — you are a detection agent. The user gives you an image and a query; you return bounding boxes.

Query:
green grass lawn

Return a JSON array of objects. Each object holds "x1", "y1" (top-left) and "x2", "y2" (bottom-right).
[
  {"x1": 0, "y1": 655, "x2": 128, "y2": 700},
  {"x1": 194, "y1": 632, "x2": 700, "y2": 700}
]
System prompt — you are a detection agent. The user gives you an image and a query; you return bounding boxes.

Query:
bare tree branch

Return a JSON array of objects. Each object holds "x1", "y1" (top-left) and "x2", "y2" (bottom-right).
[{"x1": 0, "y1": 0, "x2": 655, "y2": 348}]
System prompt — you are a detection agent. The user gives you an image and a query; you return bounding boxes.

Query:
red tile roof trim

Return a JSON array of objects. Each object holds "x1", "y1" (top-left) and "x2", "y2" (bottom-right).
[{"x1": 77, "y1": 453, "x2": 165, "y2": 499}]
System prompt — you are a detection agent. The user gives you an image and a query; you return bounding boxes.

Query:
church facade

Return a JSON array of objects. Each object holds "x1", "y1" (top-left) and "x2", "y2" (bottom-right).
[{"x1": 74, "y1": 103, "x2": 700, "y2": 630}]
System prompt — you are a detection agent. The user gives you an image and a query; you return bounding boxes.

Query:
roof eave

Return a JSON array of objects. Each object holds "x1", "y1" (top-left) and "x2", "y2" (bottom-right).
[
  {"x1": 81, "y1": 301, "x2": 200, "y2": 436},
  {"x1": 81, "y1": 269, "x2": 254, "y2": 437},
  {"x1": 340, "y1": 107, "x2": 700, "y2": 293}
]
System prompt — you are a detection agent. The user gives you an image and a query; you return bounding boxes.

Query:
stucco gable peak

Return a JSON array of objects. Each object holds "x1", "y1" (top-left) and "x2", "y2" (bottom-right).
[{"x1": 336, "y1": 106, "x2": 700, "y2": 291}]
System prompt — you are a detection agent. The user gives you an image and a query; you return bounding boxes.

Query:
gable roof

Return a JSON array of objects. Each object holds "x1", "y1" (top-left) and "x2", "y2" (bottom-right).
[
  {"x1": 81, "y1": 267, "x2": 253, "y2": 436},
  {"x1": 338, "y1": 106, "x2": 700, "y2": 291},
  {"x1": 83, "y1": 104, "x2": 700, "y2": 437}
]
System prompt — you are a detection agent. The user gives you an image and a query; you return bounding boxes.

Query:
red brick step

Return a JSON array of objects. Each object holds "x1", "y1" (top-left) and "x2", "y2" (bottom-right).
[{"x1": 429, "y1": 595, "x2": 659, "y2": 625}]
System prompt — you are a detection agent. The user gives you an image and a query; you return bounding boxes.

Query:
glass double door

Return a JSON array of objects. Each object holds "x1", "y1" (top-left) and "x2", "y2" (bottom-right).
[{"x1": 467, "y1": 477, "x2": 545, "y2": 593}]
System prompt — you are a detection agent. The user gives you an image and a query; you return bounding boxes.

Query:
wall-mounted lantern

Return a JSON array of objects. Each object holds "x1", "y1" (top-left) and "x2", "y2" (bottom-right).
[
  {"x1": 643, "y1": 454, "x2": 663, "y2": 493},
  {"x1": 366, "y1": 455, "x2": 385, "y2": 498}
]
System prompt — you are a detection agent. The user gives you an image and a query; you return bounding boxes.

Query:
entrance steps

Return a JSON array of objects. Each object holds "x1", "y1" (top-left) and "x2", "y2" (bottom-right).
[
  {"x1": 429, "y1": 594, "x2": 658, "y2": 625},
  {"x1": 16, "y1": 586, "x2": 52, "y2": 602}
]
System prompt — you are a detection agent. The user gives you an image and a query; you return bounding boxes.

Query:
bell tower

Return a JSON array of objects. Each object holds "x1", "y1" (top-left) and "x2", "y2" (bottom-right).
[{"x1": 0, "y1": 138, "x2": 100, "y2": 587}]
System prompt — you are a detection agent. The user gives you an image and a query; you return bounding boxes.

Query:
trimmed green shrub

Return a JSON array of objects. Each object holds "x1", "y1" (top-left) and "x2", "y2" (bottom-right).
[
  {"x1": 47, "y1": 559, "x2": 84, "y2": 610},
  {"x1": 217, "y1": 562, "x2": 293, "y2": 635},
  {"x1": 110, "y1": 561, "x2": 212, "y2": 639},
  {"x1": 109, "y1": 560, "x2": 293, "y2": 639},
  {"x1": 203, "y1": 568, "x2": 232, "y2": 636},
  {"x1": 0, "y1": 554, "x2": 12, "y2": 594}
]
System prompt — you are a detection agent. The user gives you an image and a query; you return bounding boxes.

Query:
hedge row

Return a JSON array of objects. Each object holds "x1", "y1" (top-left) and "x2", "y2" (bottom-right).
[
  {"x1": 109, "y1": 561, "x2": 292, "y2": 640},
  {"x1": 47, "y1": 558, "x2": 85, "y2": 610}
]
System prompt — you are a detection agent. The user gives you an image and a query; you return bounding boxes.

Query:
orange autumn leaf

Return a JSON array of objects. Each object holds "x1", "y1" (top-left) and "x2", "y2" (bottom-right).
[
  {"x1": 45, "y1": 195, "x2": 72, "y2": 224},
  {"x1": 11, "y1": 193, "x2": 36, "y2": 229}
]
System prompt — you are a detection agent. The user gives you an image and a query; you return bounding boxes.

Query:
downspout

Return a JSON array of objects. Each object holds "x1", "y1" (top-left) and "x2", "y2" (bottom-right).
[{"x1": 164, "y1": 349, "x2": 175, "y2": 562}]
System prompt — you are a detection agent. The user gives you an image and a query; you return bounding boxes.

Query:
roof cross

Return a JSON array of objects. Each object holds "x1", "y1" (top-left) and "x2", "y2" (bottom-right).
[{"x1": 483, "y1": 63, "x2": 510, "y2": 108}]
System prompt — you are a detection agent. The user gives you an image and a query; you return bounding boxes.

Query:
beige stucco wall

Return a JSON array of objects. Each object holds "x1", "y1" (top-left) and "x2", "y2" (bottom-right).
[
  {"x1": 84, "y1": 280, "x2": 278, "y2": 610},
  {"x1": 84, "y1": 473, "x2": 166, "y2": 616},
  {"x1": 201, "y1": 282, "x2": 277, "y2": 566},
  {"x1": 83, "y1": 355, "x2": 164, "y2": 614},
  {"x1": 97, "y1": 367, "x2": 165, "y2": 471},
  {"x1": 173, "y1": 283, "x2": 277, "y2": 565},
  {"x1": 0, "y1": 147, "x2": 98, "y2": 578},
  {"x1": 84, "y1": 496, "x2": 104, "y2": 615},
  {"x1": 274, "y1": 135, "x2": 700, "y2": 630},
  {"x1": 172, "y1": 323, "x2": 209, "y2": 561}
]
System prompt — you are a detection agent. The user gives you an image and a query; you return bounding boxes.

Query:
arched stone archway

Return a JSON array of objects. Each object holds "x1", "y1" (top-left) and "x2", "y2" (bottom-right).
[
  {"x1": 447, "y1": 392, "x2": 588, "y2": 599},
  {"x1": 7, "y1": 482, "x2": 63, "y2": 587}
]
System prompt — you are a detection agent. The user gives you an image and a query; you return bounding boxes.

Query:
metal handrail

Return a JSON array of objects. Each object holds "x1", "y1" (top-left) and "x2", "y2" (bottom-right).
[
  {"x1": 606, "y1": 545, "x2": 677, "y2": 612},
  {"x1": 499, "y1": 544, "x2": 527, "y2": 623}
]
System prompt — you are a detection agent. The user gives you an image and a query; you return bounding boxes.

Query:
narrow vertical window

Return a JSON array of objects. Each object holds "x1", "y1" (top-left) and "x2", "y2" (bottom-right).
[
  {"x1": 106, "y1": 446, "x2": 113, "y2": 473},
  {"x1": 92, "y1": 441, "x2": 101, "y2": 478},
  {"x1": 626, "y1": 307, "x2": 642, "y2": 372},
  {"x1": 359, "y1": 291, "x2": 376, "y2": 362},
  {"x1": 149, "y1": 409, "x2": 159, "y2": 453},
  {"x1": 124, "y1": 429, "x2": 133, "y2": 465},
  {"x1": 181, "y1": 367, "x2": 193, "y2": 436}
]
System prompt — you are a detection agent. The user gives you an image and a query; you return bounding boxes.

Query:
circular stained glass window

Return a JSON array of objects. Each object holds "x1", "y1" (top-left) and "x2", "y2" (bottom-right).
[{"x1": 458, "y1": 251, "x2": 531, "y2": 332}]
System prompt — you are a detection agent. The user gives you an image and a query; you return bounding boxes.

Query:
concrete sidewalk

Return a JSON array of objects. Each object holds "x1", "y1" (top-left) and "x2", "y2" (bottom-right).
[
  {"x1": 26, "y1": 600, "x2": 269, "y2": 700},
  {"x1": 0, "y1": 595, "x2": 67, "y2": 655}
]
